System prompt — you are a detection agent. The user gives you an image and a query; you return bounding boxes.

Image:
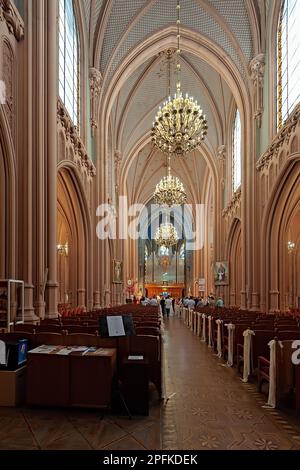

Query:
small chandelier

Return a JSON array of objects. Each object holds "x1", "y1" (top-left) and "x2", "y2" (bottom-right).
[
  {"x1": 151, "y1": 0, "x2": 208, "y2": 156},
  {"x1": 57, "y1": 242, "x2": 69, "y2": 256},
  {"x1": 154, "y1": 155, "x2": 187, "y2": 206},
  {"x1": 155, "y1": 223, "x2": 178, "y2": 248}
]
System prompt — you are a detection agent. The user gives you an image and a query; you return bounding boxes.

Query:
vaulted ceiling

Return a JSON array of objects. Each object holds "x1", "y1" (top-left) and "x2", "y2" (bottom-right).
[
  {"x1": 82, "y1": 0, "x2": 257, "y2": 82},
  {"x1": 80, "y1": 1, "x2": 259, "y2": 205}
]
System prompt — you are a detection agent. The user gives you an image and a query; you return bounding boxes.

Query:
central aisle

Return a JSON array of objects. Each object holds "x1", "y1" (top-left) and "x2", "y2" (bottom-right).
[{"x1": 162, "y1": 316, "x2": 300, "y2": 450}]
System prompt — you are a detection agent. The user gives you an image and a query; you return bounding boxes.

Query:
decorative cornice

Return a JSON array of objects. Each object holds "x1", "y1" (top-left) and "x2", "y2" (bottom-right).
[
  {"x1": 249, "y1": 53, "x2": 265, "y2": 128},
  {"x1": 0, "y1": 0, "x2": 24, "y2": 41},
  {"x1": 222, "y1": 187, "x2": 241, "y2": 218},
  {"x1": 57, "y1": 99, "x2": 96, "y2": 178},
  {"x1": 256, "y1": 102, "x2": 300, "y2": 172},
  {"x1": 89, "y1": 67, "x2": 102, "y2": 136}
]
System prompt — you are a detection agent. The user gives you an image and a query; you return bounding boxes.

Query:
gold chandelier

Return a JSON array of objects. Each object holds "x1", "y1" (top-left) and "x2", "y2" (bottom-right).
[
  {"x1": 151, "y1": 0, "x2": 208, "y2": 156},
  {"x1": 154, "y1": 155, "x2": 187, "y2": 206},
  {"x1": 155, "y1": 223, "x2": 178, "y2": 248}
]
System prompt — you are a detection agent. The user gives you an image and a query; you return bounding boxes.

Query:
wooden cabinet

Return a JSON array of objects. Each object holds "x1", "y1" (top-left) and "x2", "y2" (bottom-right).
[
  {"x1": 0, "y1": 366, "x2": 27, "y2": 406},
  {"x1": 26, "y1": 348, "x2": 117, "y2": 408}
]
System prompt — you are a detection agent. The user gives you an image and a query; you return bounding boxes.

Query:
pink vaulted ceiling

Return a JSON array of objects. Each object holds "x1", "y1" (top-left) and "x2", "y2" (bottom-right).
[
  {"x1": 88, "y1": 0, "x2": 254, "y2": 88},
  {"x1": 125, "y1": 142, "x2": 209, "y2": 206},
  {"x1": 110, "y1": 51, "x2": 232, "y2": 157},
  {"x1": 80, "y1": 1, "x2": 256, "y2": 206}
]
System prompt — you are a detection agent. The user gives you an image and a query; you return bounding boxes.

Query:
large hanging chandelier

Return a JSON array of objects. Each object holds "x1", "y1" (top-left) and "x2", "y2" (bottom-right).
[
  {"x1": 151, "y1": 0, "x2": 208, "y2": 156},
  {"x1": 155, "y1": 223, "x2": 178, "y2": 248},
  {"x1": 154, "y1": 155, "x2": 187, "y2": 206}
]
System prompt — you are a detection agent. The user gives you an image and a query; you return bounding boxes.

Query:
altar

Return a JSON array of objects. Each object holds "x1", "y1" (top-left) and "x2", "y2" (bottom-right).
[{"x1": 145, "y1": 283, "x2": 185, "y2": 298}]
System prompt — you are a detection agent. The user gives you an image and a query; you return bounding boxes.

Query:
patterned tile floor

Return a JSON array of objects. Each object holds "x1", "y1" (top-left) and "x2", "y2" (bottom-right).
[
  {"x1": 1, "y1": 316, "x2": 300, "y2": 450},
  {"x1": 162, "y1": 316, "x2": 300, "y2": 450}
]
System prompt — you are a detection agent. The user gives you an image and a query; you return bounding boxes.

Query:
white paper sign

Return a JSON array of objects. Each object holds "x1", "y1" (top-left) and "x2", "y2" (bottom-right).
[
  {"x1": 107, "y1": 315, "x2": 125, "y2": 337},
  {"x1": 0, "y1": 340, "x2": 6, "y2": 365},
  {"x1": 198, "y1": 278, "x2": 206, "y2": 291}
]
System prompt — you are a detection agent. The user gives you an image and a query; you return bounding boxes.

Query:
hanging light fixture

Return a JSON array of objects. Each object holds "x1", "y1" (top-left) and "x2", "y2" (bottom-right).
[
  {"x1": 287, "y1": 241, "x2": 296, "y2": 253},
  {"x1": 151, "y1": 0, "x2": 208, "y2": 156},
  {"x1": 154, "y1": 154, "x2": 187, "y2": 206},
  {"x1": 155, "y1": 223, "x2": 178, "y2": 248},
  {"x1": 57, "y1": 242, "x2": 69, "y2": 256}
]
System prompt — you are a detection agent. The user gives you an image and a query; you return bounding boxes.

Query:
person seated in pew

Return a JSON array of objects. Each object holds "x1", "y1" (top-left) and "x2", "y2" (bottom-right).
[
  {"x1": 187, "y1": 297, "x2": 196, "y2": 310},
  {"x1": 216, "y1": 297, "x2": 224, "y2": 307}
]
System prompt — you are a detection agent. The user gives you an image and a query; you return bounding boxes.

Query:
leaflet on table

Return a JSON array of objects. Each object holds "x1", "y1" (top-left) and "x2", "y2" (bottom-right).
[
  {"x1": 29, "y1": 345, "x2": 89, "y2": 355},
  {"x1": 29, "y1": 345, "x2": 59, "y2": 354},
  {"x1": 84, "y1": 348, "x2": 113, "y2": 356},
  {"x1": 56, "y1": 346, "x2": 89, "y2": 355},
  {"x1": 128, "y1": 355, "x2": 144, "y2": 360}
]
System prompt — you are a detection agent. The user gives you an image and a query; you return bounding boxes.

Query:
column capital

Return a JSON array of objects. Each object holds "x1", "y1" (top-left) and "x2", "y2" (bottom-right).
[
  {"x1": 89, "y1": 67, "x2": 102, "y2": 97},
  {"x1": 249, "y1": 53, "x2": 265, "y2": 127},
  {"x1": 250, "y1": 53, "x2": 265, "y2": 85},
  {"x1": 0, "y1": 0, "x2": 24, "y2": 41},
  {"x1": 89, "y1": 67, "x2": 102, "y2": 136}
]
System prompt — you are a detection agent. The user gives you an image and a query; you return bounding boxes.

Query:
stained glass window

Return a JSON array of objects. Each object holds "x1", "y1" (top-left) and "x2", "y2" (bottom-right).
[
  {"x1": 58, "y1": 0, "x2": 79, "y2": 127},
  {"x1": 232, "y1": 109, "x2": 241, "y2": 193},
  {"x1": 277, "y1": 0, "x2": 300, "y2": 129}
]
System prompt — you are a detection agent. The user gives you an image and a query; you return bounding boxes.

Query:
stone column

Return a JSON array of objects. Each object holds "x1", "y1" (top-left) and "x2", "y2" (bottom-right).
[
  {"x1": 30, "y1": 0, "x2": 46, "y2": 318},
  {"x1": 21, "y1": 0, "x2": 37, "y2": 321},
  {"x1": 44, "y1": 0, "x2": 58, "y2": 317}
]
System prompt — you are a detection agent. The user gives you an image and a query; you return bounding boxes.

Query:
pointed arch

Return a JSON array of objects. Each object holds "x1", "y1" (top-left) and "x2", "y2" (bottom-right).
[
  {"x1": 0, "y1": 106, "x2": 16, "y2": 279},
  {"x1": 225, "y1": 218, "x2": 242, "y2": 307},
  {"x1": 57, "y1": 163, "x2": 93, "y2": 308},
  {"x1": 261, "y1": 154, "x2": 300, "y2": 312}
]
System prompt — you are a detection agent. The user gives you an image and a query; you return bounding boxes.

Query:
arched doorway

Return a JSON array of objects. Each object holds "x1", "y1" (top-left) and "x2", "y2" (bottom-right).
[
  {"x1": 285, "y1": 204, "x2": 300, "y2": 309},
  {"x1": 227, "y1": 218, "x2": 242, "y2": 307},
  {"x1": 57, "y1": 167, "x2": 89, "y2": 308},
  {"x1": 263, "y1": 157, "x2": 300, "y2": 312}
]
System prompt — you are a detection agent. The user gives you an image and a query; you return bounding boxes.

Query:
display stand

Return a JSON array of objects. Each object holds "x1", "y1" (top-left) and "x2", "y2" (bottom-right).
[{"x1": 0, "y1": 280, "x2": 25, "y2": 332}]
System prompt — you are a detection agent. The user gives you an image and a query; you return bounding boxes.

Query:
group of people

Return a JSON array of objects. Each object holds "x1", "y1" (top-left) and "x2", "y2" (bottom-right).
[
  {"x1": 140, "y1": 292, "x2": 225, "y2": 316},
  {"x1": 140, "y1": 295, "x2": 175, "y2": 317},
  {"x1": 179, "y1": 294, "x2": 224, "y2": 308}
]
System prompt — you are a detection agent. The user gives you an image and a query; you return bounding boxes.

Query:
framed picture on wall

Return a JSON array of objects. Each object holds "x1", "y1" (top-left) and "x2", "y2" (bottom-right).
[
  {"x1": 214, "y1": 261, "x2": 229, "y2": 286},
  {"x1": 113, "y1": 260, "x2": 123, "y2": 284}
]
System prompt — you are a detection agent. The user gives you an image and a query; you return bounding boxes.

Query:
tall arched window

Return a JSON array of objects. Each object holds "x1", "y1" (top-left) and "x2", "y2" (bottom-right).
[
  {"x1": 58, "y1": 0, "x2": 79, "y2": 127},
  {"x1": 277, "y1": 0, "x2": 300, "y2": 129},
  {"x1": 232, "y1": 109, "x2": 241, "y2": 193}
]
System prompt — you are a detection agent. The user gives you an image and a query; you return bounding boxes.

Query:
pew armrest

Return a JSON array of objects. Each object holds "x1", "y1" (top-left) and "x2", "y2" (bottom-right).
[{"x1": 258, "y1": 356, "x2": 270, "y2": 368}]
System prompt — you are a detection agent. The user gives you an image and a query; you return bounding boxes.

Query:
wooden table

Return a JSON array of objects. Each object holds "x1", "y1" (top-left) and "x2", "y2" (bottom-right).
[{"x1": 26, "y1": 346, "x2": 117, "y2": 408}]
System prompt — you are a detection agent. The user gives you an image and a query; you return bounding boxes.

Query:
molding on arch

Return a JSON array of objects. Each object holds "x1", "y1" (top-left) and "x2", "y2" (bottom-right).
[
  {"x1": 260, "y1": 154, "x2": 300, "y2": 312},
  {"x1": 225, "y1": 217, "x2": 241, "y2": 260},
  {"x1": 116, "y1": 52, "x2": 224, "y2": 155},
  {"x1": 119, "y1": 133, "x2": 219, "y2": 208},
  {"x1": 244, "y1": 0, "x2": 262, "y2": 54},
  {"x1": 267, "y1": 0, "x2": 282, "y2": 141},
  {"x1": 0, "y1": 103, "x2": 16, "y2": 278},
  {"x1": 57, "y1": 164, "x2": 94, "y2": 308}
]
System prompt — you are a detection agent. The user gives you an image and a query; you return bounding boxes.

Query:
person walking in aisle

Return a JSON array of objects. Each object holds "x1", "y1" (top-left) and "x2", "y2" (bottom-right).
[{"x1": 165, "y1": 296, "x2": 172, "y2": 317}]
